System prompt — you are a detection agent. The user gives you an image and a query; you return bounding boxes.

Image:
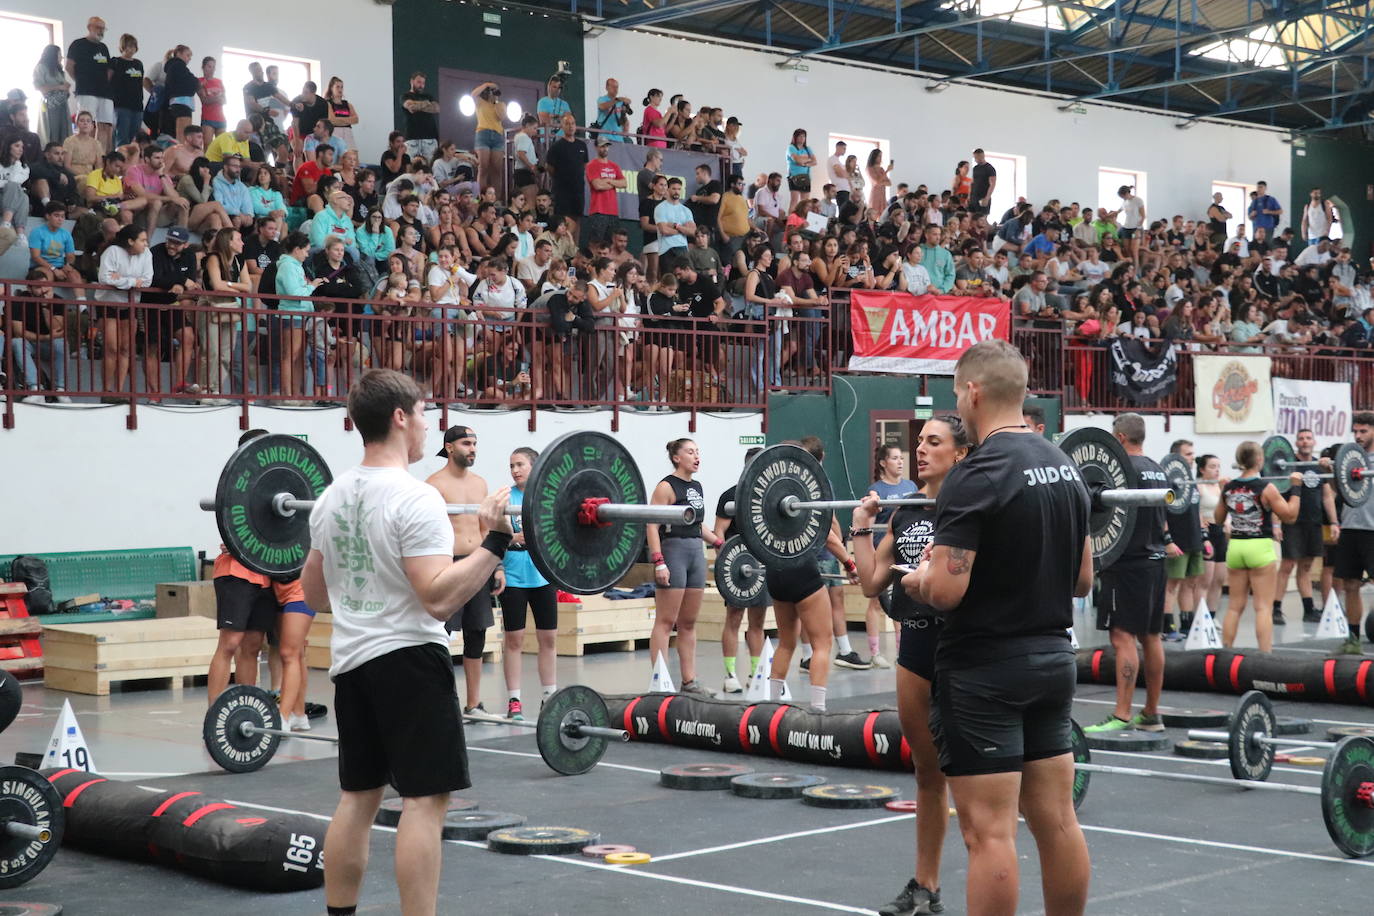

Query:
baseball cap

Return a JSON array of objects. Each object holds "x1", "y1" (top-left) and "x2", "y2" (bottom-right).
[
  {"x1": 726, "y1": 116, "x2": 742, "y2": 126},
  {"x1": 5, "y1": 89, "x2": 25, "y2": 102},
  {"x1": 595, "y1": 136, "x2": 612, "y2": 147},
  {"x1": 166, "y1": 226, "x2": 190, "y2": 243},
  {"x1": 436, "y1": 425, "x2": 476, "y2": 457}
]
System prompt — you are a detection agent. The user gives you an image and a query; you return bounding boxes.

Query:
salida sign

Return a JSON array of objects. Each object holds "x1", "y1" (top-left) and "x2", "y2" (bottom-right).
[{"x1": 847, "y1": 291, "x2": 1010, "y2": 375}]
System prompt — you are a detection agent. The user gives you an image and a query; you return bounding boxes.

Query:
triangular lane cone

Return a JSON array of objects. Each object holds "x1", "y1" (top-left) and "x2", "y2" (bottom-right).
[
  {"x1": 650, "y1": 651, "x2": 676, "y2": 694},
  {"x1": 1185, "y1": 599, "x2": 1223, "y2": 651},
  {"x1": 1317, "y1": 589, "x2": 1350, "y2": 640},
  {"x1": 42, "y1": 699, "x2": 96, "y2": 772}
]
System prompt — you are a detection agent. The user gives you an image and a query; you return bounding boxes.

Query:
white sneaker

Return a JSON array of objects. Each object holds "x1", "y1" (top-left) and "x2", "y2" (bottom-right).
[
  {"x1": 288, "y1": 713, "x2": 312, "y2": 732},
  {"x1": 871, "y1": 652, "x2": 892, "y2": 669},
  {"x1": 722, "y1": 675, "x2": 743, "y2": 694},
  {"x1": 15, "y1": 233, "x2": 27, "y2": 249},
  {"x1": 54, "y1": 390, "x2": 72, "y2": 404}
]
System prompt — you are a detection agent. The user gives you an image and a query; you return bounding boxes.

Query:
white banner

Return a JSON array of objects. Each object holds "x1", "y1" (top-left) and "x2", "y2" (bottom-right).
[
  {"x1": 1271, "y1": 377, "x2": 1353, "y2": 451},
  {"x1": 1194, "y1": 355, "x2": 1273, "y2": 433}
]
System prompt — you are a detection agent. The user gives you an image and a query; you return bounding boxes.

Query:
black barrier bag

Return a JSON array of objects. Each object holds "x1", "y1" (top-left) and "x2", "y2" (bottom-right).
[
  {"x1": 10, "y1": 556, "x2": 53, "y2": 615},
  {"x1": 0, "y1": 670, "x2": 22, "y2": 735},
  {"x1": 1076, "y1": 647, "x2": 1370, "y2": 706}
]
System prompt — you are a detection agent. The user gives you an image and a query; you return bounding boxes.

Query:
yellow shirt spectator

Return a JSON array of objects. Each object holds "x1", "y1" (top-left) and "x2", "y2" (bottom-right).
[
  {"x1": 85, "y1": 169, "x2": 124, "y2": 199},
  {"x1": 206, "y1": 131, "x2": 250, "y2": 163},
  {"x1": 719, "y1": 191, "x2": 750, "y2": 239}
]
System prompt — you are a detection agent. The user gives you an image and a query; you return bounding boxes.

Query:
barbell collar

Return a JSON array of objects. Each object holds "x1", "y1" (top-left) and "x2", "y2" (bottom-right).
[
  {"x1": 1098, "y1": 487, "x2": 1176, "y2": 507},
  {"x1": 204, "y1": 494, "x2": 695, "y2": 527},
  {"x1": 1075, "y1": 761, "x2": 1320, "y2": 796},
  {"x1": 1187, "y1": 728, "x2": 1337, "y2": 750},
  {"x1": 2, "y1": 820, "x2": 51, "y2": 842}
]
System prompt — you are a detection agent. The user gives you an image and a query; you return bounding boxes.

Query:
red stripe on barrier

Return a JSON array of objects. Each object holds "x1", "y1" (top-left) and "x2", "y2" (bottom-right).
[
  {"x1": 47, "y1": 768, "x2": 80, "y2": 780},
  {"x1": 900, "y1": 736, "x2": 912, "y2": 769},
  {"x1": 1229, "y1": 655, "x2": 1244, "y2": 691},
  {"x1": 152, "y1": 791, "x2": 202, "y2": 818},
  {"x1": 738, "y1": 705, "x2": 757, "y2": 751},
  {"x1": 621, "y1": 696, "x2": 641, "y2": 738},
  {"x1": 182, "y1": 802, "x2": 235, "y2": 827},
  {"x1": 862, "y1": 712, "x2": 881, "y2": 765},
  {"x1": 63, "y1": 778, "x2": 107, "y2": 807},
  {"x1": 1358, "y1": 661, "x2": 1372, "y2": 702},
  {"x1": 1091, "y1": 650, "x2": 1102, "y2": 681},
  {"x1": 767, "y1": 706, "x2": 789, "y2": 755},
  {"x1": 1324, "y1": 659, "x2": 1338, "y2": 697},
  {"x1": 657, "y1": 696, "x2": 674, "y2": 744},
  {"x1": 1205, "y1": 653, "x2": 1217, "y2": 689}
]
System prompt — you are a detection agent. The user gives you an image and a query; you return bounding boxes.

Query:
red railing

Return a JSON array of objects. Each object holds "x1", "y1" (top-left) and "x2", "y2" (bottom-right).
[{"x1": 1, "y1": 279, "x2": 769, "y2": 431}]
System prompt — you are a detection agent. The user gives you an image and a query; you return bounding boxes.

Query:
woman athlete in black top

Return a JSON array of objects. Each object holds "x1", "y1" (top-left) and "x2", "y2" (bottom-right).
[{"x1": 852, "y1": 415, "x2": 971, "y2": 916}]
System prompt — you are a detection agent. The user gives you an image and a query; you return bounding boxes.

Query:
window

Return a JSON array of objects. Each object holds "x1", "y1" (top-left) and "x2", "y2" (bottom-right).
[
  {"x1": 1211, "y1": 180, "x2": 1255, "y2": 241},
  {"x1": 0, "y1": 12, "x2": 61, "y2": 137},
  {"x1": 219, "y1": 47, "x2": 318, "y2": 130},
  {"x1": 1098, "y1": 166, "x2": 1147, "y2": 217},
  {"x1": 827, "y1": 132, "x2": 891, "y2": 200},
  {"x1": 984, "y1": 151, "x2": 1026, "y2": 223}
]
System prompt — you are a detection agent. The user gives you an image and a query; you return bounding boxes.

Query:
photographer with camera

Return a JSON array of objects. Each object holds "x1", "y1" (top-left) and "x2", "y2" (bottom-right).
[
  {"x1": 471, "y1": 81, "x2": 509, "y2": 200},
  {"x1": 594, "y1": 78, "x2": 632, "y2": 144},
  {"x1": 537, "y1": 74, "x2": 573, "y2": 139}
]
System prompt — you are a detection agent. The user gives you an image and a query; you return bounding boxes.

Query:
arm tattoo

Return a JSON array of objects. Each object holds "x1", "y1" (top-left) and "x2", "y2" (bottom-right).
[{"x1": 946, "y1": 547, "x2": 971, "y2": 576}]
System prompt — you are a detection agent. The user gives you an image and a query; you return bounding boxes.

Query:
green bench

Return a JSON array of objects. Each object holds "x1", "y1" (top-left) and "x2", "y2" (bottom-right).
[{"x1": 0, "y1": 548, "x2": 197, "y2": 604}]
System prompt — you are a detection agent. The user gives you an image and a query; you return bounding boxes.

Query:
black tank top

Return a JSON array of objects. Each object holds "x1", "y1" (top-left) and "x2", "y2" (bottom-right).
[
  {"x1": 660, "y1": 475, "x2": 704, "y2": 539},
  {"x1": 1223, "y1": 478, "x2": 1273, "y2": 539},
  {"x1": 887, "y1": 504, "x2": 939, "y2": 620}
]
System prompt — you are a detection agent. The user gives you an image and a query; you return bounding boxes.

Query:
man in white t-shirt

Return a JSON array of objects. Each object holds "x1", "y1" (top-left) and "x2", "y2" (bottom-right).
[
  {"x1": 1077, "y1": 246, "x2": 1109, "y2": 284},
  {"x1": 1115, "y1": 184, "x2": 1145, "y2": 267},
  {"x1": 302, "y1": 368, "x2": 511, "y2": 916},
  {"x1": 828, "y1": 140, "x2": 850, "y2": 207}
]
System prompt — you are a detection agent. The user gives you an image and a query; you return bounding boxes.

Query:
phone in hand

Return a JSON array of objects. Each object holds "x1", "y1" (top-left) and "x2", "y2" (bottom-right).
[{"x1": 890, "y1": 564, "x2": 918, "y2": 577}]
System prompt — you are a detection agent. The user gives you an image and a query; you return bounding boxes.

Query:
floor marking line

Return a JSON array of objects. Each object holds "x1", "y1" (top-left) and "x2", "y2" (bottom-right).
[
  {"x1": 649, "y1": 814, "x2": 911, "y2": 862},
  {"x1": 467, "y1": 744, "x2": 661, "y2": 774},
  {"x1": 1076, "y1": 823, "x2": 1374, "y2": 867},
  {"x1": 1075, "y1": 693, "x2": 1374, "y2": 729}
]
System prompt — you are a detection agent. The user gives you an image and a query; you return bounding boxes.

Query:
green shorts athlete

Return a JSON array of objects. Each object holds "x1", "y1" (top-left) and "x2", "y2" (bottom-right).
[{"x1": 1226, "y1": 537, "x2": 1277, "y2": 570}]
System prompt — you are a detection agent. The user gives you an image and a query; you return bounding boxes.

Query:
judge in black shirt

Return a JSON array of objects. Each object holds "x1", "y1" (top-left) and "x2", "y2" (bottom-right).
[
  {"x1": 545, "y1": 113, "x2": 588, "y2": 233},
  {"x1": 1088, "y1": 413, "x2": 1176, "y2": 737},
  {"x1": 906, "y1": 338, "x2": 1091, "y2": 916}
]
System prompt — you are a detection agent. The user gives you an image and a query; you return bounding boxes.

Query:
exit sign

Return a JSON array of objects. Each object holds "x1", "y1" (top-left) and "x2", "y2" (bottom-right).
[{"x1": 738, "y1": 435, "x2": 765, "y2": 445}]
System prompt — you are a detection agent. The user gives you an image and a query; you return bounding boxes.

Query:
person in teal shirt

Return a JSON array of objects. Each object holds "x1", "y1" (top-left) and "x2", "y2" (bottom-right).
[
  {"x1": 498, "y1": 446, "x2": 560, "y2": 722},
  {"x1": 273, "y1": 231, "x2": 324, "y2": 400},
  {"x1": 248, "y1": 165, "x2": 286, "y2": 223},
  {"x1": 918, "y1": 223, "x2": 955, "y2": 294}
]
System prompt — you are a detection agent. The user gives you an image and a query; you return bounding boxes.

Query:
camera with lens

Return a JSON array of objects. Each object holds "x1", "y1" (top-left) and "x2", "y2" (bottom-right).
[{"x1": 479, "y1": 85, "x2": 502, "y2": 102}]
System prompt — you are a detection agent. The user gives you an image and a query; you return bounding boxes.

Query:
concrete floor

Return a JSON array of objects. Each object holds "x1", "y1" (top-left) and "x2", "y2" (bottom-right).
[{"x1": 4, "y1": 589, "x2": 1373, "y2": 914}]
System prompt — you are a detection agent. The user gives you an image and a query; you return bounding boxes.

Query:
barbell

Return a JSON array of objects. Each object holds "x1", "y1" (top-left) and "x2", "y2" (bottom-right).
[
  {"x1": 0, "y1": 764, "x2": 64, "y2": 888},
  {"x1": 727, "y1": 427, "x2": 1180, "y2": 570},
  {"x1": 1069, "y1": 712, "x2": 1374, "y2": 858},
  {"x1": 1257, "y1": 435, "x2": 1373, "y2": 504},
  {"x1": 198, "y1": 430, "x2": 694, "y2": 594},
  {"x1": 203, "y1": 683, "x2": 627, "y2": 776},
  {"x1": 712, "y1": 535, "x2": 855, "y2": 606},
  {"x1": 1184, "y1": 690, "x2": 1343, "y2": 783}
]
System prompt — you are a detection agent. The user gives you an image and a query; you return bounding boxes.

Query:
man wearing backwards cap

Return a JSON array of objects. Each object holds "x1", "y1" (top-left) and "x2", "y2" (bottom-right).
[{"x1": 425, "y1": 426, "x2": 504, "y2": 717}]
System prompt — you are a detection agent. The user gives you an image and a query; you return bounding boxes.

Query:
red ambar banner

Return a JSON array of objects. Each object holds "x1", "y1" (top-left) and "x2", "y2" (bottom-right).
[{"x1": 847, "y1": 291, "x2": 1011, "y2": 375}]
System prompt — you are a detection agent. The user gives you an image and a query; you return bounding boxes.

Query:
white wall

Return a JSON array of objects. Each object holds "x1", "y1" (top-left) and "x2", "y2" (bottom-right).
[
  {"x1": 584, "y1": 28, "x2": 1291, "y2": 229},
  {"x1": 1064, "y1": 412, "x2": 1249, "y2": 471},
  {"x1": 3, "y1": 1, "x2": 395, "y2": 158},
  {"x1": 0, "y1": 406, "x2": 763, "y2": 556}
]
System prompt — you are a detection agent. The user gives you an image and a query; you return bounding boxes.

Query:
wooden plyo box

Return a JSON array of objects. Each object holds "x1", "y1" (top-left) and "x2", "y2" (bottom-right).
[
  {"x1": 42, "y1": 616, "x2": 219, "y2": 695},
  {"x1": 155, "y1": 580, "x2": 217, "y2": 619},
  {"x1": 694, "y1": 590, "x2": 779, "y2": 642},
  {"x1": 305, "y1": 612, "x2": 503, "y2": 670},
  {"x1": 522, "y1": 594, "x2": 655, "y2": 656}
]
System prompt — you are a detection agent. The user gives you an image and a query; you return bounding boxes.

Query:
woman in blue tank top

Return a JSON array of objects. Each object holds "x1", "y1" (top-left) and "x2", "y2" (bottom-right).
[
  {"x1": 864, "y1": 442, "x2": 918, "y2": 668},
  {"x1": 497, "y1": 447, "x2": 560, "y2": 721}
]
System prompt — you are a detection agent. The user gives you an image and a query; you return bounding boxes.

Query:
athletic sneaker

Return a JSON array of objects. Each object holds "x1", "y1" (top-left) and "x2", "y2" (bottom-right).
[
  {"x1": 1083, "y1": 714, "x2": 1132, "y2": 733},
  {"x1": 506, "y1": 698, "x2": 525, "y2": 721},
  {"x1": 1273, "y1": 609, "x2": 1287, "y2": 626},
  {"x1": 1162, "y1": 629, "x2": 1185, "y2": 643},
  {"x1": 834, "y1": 651, "x2": 871, "y2": 670},
  {"x1": 1304, "y1": 608, "x2": 1323, "y2": 623},
  {"x1": 1130, "y1": 712, "x2": 1165, "y2": 732},
  {"x1": 1339, "y1": 634, "x2": 1365, "y2": 655},
  {"x1": 722, "y1": 675, "x2": 743, "y2": 694},
  {"x1": 870, "y1": 652, "x2": 892, "y2": 669},
  {"x1": 680, "y1": 679, "x2": 713, "y2": 697},
  {"x1": 464, "y1": 703, "x2": 497, "y2": 721},
  {"x1": 287, "y1": 713, "x2": 312, "y2": 732},
  {"x1": 799, "y1": 656, "x2": 811, "y2": 674},
  {"x1": 878, "y1": 877, "x2": 943, "y2": 915}
]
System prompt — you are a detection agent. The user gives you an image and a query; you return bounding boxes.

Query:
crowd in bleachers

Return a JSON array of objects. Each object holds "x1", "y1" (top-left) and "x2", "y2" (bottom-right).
[{"x1": 3, "y1": 14, "x2": 1372, "y2": 408}]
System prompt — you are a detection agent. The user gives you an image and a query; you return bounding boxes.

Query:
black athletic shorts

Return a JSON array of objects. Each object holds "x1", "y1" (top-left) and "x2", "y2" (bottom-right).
[
  {"x1": 444, "y1": 554, "x2": 496, "y2": 635},
  {"x1": 1207, "y1": 523, "x2": 1228, "y2": 563},
  {"x1": 1096, "y1": 562, "x2": 1166, "y2": 636},
  {"x1": 897, "y1": 615, "x2": 941, "y2": 681},
  {"x1": 499, "y1": 584, "x2": 558, "y2": 631},
  {"x1": 1335, "y1": 529, "x2": 1374, "y2": 582},
  {"x1": 213, "y1": 576, "x2": 278, "y2": 633},
  {"x1": 333, "y1": 643, "x2": 469, "y2": 796},
  {"x1": 766, "y1": 559, "x2": 825, "y2": 605},
  {"x1": 930, "y1": 650, "x2": 1076, "y2": 777},
  {"x1": 1281, "y1": 522, "x2": 1324, "y2": 560},
  {"x1": 787, "y1": 174, "x2": 811, "y2": 193}
]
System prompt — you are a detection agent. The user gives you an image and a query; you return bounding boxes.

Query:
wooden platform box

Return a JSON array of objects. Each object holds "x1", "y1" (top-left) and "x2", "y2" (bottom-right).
[
  {"x1": 304, "y1": 612, "x2": 502, "y2": 670},
  {"x1": 156, "y1": 580, "x2": 217, "y2": 619},
  {"x1": 694, "y1": 590, "x2": 779, "y2": 642},
  {"x1": 42, "y1": 616, "x2": 219, "y2": 695},
  {"x1": 843, "y1": 589, "x2": 893, "y2": 632},
  {"x1": 522, "y1": 593, "x2": 655, "y2": 656}
]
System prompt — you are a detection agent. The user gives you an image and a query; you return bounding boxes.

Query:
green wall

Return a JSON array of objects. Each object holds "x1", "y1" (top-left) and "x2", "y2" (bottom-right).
[
  {"x1": 1291, "y1": 135, "x2": 1373, "y2": 257},
  {"x1": 391, "y1": 0, "x2": 586, "y2": 132}
]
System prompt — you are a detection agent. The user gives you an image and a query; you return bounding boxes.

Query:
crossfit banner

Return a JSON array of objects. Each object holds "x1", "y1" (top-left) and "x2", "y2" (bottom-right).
[
  {"x1": 1193, "y1": 354, "x2": 1273, "y2": 433},
  {"x1": 847, "y1": 291, "x2": 1010, "y2": 375},
  {"x1": 1271, "y1": 378, "x2": 1352, "y2": 450},
  {"x1": 585, "y1": 141, "x2": 721, "y2": 220},
  {"x1": 1107, "y1": 337, "x2": 1179, "y2": 405}
]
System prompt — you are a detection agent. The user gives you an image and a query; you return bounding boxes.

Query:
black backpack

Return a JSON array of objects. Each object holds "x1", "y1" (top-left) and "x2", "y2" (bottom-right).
[{"x1": 10, "y1": 556, "x2": 53, "y2": 615}]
